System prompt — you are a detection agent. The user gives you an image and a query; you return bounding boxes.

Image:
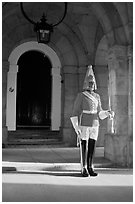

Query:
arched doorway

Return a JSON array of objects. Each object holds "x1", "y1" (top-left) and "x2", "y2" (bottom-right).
[
  {"x1": 6, "y1": 41, "x2": 61, "y2": 131},
  {"x1": 16, "y1": 51, "x2": 52, "y2": 129}
]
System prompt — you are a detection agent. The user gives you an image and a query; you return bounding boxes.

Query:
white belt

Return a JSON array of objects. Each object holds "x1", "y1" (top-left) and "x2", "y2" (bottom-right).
[{"x1": 82, "y1": 110, "x2": 97, "y2": 114}]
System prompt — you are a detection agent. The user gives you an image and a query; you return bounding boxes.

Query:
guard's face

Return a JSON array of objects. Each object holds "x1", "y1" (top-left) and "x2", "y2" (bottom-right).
[{"x1": 87, "y1": 81, "x2": 95, "y2": 91}]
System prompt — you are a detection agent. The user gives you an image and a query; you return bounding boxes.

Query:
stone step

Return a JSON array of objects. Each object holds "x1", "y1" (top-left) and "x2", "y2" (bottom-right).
[
  {"x1": 8, "y1": 130, "x2": 60, "y2": 139},
  {"x1": 7, "y1": 138, "x2": 62, "y2": 145},
  {"x1": 7, "y1": 129, "x2": 61, "y2": 146}
]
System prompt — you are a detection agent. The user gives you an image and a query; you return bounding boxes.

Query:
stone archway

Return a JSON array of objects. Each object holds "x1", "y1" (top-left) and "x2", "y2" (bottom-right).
[{"x1": 6, "y1": 41, "x2": 61, "y2": 131}]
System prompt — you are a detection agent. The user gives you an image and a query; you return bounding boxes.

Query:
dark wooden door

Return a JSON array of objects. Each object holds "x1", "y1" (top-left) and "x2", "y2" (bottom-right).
[{"x1": 16, "y1": 51, "x2": 52, "y2": 129}]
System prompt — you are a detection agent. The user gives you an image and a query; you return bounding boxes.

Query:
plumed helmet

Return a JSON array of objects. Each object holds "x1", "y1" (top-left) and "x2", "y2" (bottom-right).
[{"x1": 83, "y1": 65, "x2": 97, "y2": 90}]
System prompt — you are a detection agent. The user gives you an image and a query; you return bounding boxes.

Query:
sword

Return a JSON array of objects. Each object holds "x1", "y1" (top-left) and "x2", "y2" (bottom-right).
[
  {"x1": 108, "y1": 70, "x2": 115, "y2": 134},
  {"x1": 108, "y1": 96, "x2": 115, "y2": 133}
]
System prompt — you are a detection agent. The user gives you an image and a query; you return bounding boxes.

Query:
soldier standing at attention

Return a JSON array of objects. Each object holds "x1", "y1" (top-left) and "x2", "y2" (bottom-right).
[{"x1": 70, "y1": 65, "x2": 114, "y2": 177}]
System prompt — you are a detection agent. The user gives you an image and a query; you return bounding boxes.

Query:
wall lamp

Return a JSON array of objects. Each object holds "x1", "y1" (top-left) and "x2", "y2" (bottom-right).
[{"x1": 20, "y1": 2, "x2": 67, "y2": 44}]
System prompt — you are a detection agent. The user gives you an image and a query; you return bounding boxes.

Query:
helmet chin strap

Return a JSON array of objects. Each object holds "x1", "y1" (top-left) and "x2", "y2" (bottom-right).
[{"x1": 86, "y1": 88, "x2": 94, "y2": 93}]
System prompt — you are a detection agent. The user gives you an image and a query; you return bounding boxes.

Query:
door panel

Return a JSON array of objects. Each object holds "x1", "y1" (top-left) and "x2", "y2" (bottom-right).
[{"x1": 16, "y1": 51, "x2": 52, "y2": 128}]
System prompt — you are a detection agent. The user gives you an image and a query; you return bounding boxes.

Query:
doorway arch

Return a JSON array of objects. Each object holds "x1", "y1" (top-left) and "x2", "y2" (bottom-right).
[{"x1": 6, "y1": 41, "x2": 61, "y2": 131}]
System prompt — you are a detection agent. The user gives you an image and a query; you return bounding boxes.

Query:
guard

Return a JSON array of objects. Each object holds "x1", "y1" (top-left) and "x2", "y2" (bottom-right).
[{"x1": 70, "y1": 65, "x2": 114, "y2": 177}]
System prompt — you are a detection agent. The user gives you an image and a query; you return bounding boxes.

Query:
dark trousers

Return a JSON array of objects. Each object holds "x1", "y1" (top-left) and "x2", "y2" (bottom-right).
[{"x1": 81, "y1": 138, "x2": 96, "y2": 168}]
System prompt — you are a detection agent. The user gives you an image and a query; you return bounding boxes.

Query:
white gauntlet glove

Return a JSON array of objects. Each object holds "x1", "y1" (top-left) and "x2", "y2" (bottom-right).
[
  {"x1": 99, "y1": 110, "x2": 114, "y2": 120},
  {"x1": 70, "y1": 116, "x2": 81, "y2": 136}
]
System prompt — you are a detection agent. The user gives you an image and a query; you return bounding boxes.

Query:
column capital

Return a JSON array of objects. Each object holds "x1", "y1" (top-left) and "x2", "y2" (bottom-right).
[
  {"x1": 63, "y1": 65, "x2": 78, "y2": 74},
  {"x1": 107, "y1": 45, "x2": 127, "y2": 62},
  {"x1": 51, "y1": 67, "x2": 61, "y2": 76},
  {"x1": 9, "y1": 65, "x2": 18, "y2": 73},
  {"x1": 63, "y1": 65, "x2": 88, "y2": 74},
  {"x1": 78, "y1": 66, "x2": 87, "y2": 74}
]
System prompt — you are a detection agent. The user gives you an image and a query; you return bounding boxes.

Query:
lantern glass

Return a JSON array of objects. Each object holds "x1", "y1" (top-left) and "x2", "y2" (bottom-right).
[{"x1": 37, "y1": 29, "x2": 51, "y2": 43}]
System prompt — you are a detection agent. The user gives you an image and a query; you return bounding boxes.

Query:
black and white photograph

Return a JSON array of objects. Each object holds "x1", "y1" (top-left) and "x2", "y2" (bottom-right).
[{"x1": 2, "y1": 1, "x2": 133, "y2": 202}]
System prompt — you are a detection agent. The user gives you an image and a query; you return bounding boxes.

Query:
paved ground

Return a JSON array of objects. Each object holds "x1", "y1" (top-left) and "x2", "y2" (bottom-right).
[{"x1": 2, "y1": 146, "x2": 133, "y2": 202}]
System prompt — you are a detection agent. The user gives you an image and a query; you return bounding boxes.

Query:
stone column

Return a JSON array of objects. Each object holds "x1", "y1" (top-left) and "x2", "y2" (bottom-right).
[
  {"x1": 51, "y1": 67, "x2": 61, "y2": 131},
  {"x1": 105, "y1": 45, "x2": 132, "y2": 167},
  {"x1": 62, "y1": 65, "x2": 79, "y2": 146},
  {"x1": 127, "y1": 45, "x2": 133, "y2": 138},
  {"x1": 2, "y1": 61, "x2": 9, "y2": 147},
  {"x1": 6, "y1": 64, "x2": 18, "y2": 130},
  {"x1": 127, "y1": 45, "x2": 133, "y2": 166}
]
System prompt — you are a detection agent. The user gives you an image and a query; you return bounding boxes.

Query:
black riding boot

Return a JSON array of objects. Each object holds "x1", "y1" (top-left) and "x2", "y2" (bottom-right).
[
  {"x1": 81, "y1": 140, "x2": 88, "y2": 177},
  {"x1": 87, "y1": 138, "x2": 98, "y2": 176}
]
